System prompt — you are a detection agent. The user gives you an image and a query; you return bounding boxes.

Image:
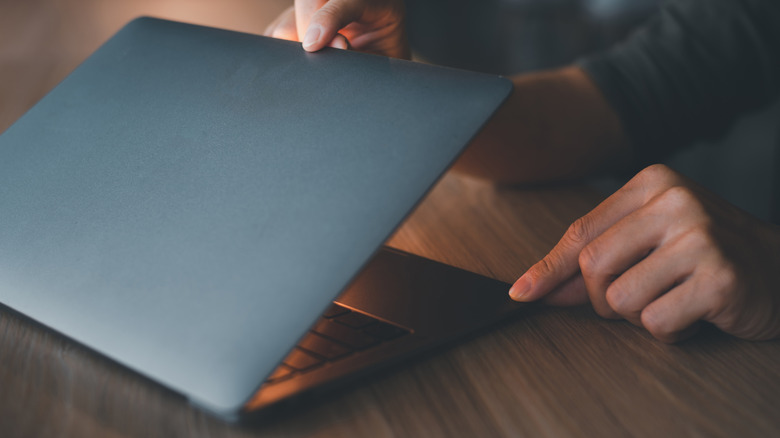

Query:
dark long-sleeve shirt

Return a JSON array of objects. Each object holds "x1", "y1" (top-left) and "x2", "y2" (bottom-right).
[{"x1": 580, "y1": 0, "x2": 780, "y2": 166}]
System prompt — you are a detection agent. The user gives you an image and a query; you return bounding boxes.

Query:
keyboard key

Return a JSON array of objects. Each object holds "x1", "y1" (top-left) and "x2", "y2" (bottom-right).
[
  {"x1": 266, "y1": 364, "x2": 295, "y2": 382},
  {"x1": 298, "y1": 332, "x2": 352, "y2": 360},
  {"x1": 311, "y1": 319, "x2": 380, "y2": 350},
  {"x1": 322, "y1": 303, "x2": 350, "y2": 319},
  {"x1": 333, "y1": 311, "x2": 377, "y2": 329},
  {"x1": 282, "y1": 348, "x2": 323, "y2": 371},
  {"x1": 362, "y1": 321, "x2": 409, "y2": 340}
]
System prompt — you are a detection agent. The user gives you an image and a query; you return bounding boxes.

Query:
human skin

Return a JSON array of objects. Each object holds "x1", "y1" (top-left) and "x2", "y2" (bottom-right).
[
  {"x1": 264, "y1": 0, "x2": 409, "y2": 58},
  {"x1": 510, "y1": 164, "x2": 780, "y2": 342},
  {"x1": 264, "y1": 1, "x2": 780, "y2": 342}
]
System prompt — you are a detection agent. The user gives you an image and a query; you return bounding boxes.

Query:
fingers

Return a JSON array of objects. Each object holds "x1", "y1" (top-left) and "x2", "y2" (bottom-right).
[
  {"x1": 602, "y1": 232, "x2": 698, "y2": 324},
  {"x1": 510, "y1": 178, "x2": 652, "y2": 302},
  {"x1": 297, "y1": 0, "x2": 363, "y2": 51},
  {"x1": 578, "y1": 215, "x2": 662, "y2": 319},
  {"x1": 264, "y1": 6, "x2": 298, "y2": 41},
  {"x1": 578, "y1": 186, "x2": 697, "y2": 319},
  {"x1": 509, "y1": 163, "x2": 780, "y2": 343},
  {"x1": 295, "y1": 0, "x2": 325, "y2": 42},
  {"x1": 265, "y1": 3, "x2": 352, "y2": 51},
  {"x1": 509, "y1": 164, "x2": 682, "y2": 304},
  {"x1": 327, "y1": 33, "x2": 350, "y2": 50},
  {"x1": 639, "y1": 276, "x2": 712, "y2": 343},
  {"x1": 509, "y1": 214, "x2": 621, "y2": 303}
]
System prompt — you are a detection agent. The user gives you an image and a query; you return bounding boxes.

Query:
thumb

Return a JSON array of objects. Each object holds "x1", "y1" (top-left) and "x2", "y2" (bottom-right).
[{"x1": 301, "y1": 0, "x2": 362, "y2": 52}]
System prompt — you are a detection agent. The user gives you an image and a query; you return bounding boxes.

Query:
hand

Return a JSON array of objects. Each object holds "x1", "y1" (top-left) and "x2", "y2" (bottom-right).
[
  {"x1": 264, "y1": 0, "x2": 410, "y2": 59},
  {"x1": 509, "y1": 164, "x2": 780, "y2": 343}
]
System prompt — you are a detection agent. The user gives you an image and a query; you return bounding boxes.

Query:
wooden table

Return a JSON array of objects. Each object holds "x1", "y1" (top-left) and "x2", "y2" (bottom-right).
[{"x1": 1, "y1": 1, "x2": 779, "y2": 437}]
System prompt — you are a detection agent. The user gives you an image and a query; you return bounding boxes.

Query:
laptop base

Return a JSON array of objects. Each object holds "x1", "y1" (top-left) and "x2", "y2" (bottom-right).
[{"x1": 242, "y1": 247, "x2": 525, "y2": 416}]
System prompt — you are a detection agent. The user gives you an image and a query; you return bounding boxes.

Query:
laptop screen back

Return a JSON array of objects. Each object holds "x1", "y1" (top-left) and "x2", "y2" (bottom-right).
[{"x1": 0, "y1": 17, "x2": 511, "y2": 413}]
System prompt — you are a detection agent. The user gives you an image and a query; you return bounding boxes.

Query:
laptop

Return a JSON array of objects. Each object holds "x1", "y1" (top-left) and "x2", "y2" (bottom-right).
[{"x1": 0, "y1": 17, "x2": 520, "y2": 421}]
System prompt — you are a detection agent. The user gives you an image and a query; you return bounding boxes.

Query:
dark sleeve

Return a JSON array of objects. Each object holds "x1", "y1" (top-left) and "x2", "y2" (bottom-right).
[{"x1": 579, "y1": 0, "x2": 780, "y2": 165}]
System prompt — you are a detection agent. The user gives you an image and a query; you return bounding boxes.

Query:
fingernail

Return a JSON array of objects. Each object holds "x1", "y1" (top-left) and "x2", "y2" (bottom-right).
[
  {"x1": 302, "y1": 26, "x2": 321, "y2": 50},
  {"x1": 509, "y1": 276, "x2": 531, "y2": 301},
  {"x1": 329, "y1": 36, "x2": 348, "y2": 50}
]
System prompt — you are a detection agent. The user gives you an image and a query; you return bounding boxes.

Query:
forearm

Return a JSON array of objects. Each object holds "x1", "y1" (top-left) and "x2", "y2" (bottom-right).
[{"x1": 451, "y1": 66, "x2": 631, "y2": 184}]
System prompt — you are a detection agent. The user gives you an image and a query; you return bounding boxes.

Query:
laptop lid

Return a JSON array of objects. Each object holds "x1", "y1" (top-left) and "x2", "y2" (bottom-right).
[{"x1": 0, "y1": 17, "x2": 511, "y2": 414}]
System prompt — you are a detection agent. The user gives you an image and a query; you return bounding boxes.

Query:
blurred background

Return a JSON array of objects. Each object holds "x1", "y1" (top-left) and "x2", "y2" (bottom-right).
[
  {"x1": 1, "y1": 0, "x2": 777, "y2": 219},
  {"x1": 407, "y1": 0, "x2": 660, "y2": 74},
  {"x1": 0, "y1": 0, "x2": 288, "y2": 133}
]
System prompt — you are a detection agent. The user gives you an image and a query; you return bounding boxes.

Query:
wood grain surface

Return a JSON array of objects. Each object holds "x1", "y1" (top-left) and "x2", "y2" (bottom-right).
[{"x1": 1, "y1": 1, "x2": 779, "y2": 437}]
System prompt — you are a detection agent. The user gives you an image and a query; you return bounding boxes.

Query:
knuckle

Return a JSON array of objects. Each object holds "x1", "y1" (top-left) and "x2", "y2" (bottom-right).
[
  {"x1": 534, "y1": 254, "x2": 561, "y2": 278},
  {"x1": 636, "y1": 164, "x2": 678, "y2": 187},
  {"x1": 577, "y1": 243, "x2": 601, "y2": 277},
  {"x1": 640, "y1": 307, "x2": 675, "y2": 341},
  {"x1": 566, "y1": 216, "x2": 594, "y2": 246},
  {"x1": 714, "y1": 263, "x2": 739, "y2": 291},
  {"x1": 317, "y1": 6, "x2": 336, "y2": 18},
  {"x1": 605, "y1": 282, "x2": 630, "y2": 314},
  {"x1": 657, "y1": 185, "x2": 700, "y2": 212},
  {"x1": 680, "y1": 226, "x2": 717, "y2": 252},
  {"x1": 315, "y1": 4, "x2": 344, "y2": 25},
  {"x1": 705, "y1": 265, "x2": 740, "y2": 310}
]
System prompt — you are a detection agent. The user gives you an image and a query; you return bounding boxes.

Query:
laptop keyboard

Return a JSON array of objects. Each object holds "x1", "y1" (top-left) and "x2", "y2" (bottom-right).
[{"x1": 264, "y1": 303, "x2": 410, "y2": 384}]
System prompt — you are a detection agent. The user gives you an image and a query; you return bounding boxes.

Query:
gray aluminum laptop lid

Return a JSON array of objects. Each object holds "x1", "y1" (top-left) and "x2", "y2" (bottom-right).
[{"x1": 0, "y1": 17, "x2": 511, "y2": 414}]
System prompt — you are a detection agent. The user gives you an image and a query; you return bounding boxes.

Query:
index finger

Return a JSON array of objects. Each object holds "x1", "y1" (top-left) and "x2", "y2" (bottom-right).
[{"x1": 509, "y1": 165, "x2": 678, "y2": 302}]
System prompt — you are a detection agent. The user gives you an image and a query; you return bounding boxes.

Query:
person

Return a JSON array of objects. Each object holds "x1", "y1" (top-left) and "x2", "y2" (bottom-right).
[{"x1": 264, "y1": 0, "x2": 780, "y2": 342}]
